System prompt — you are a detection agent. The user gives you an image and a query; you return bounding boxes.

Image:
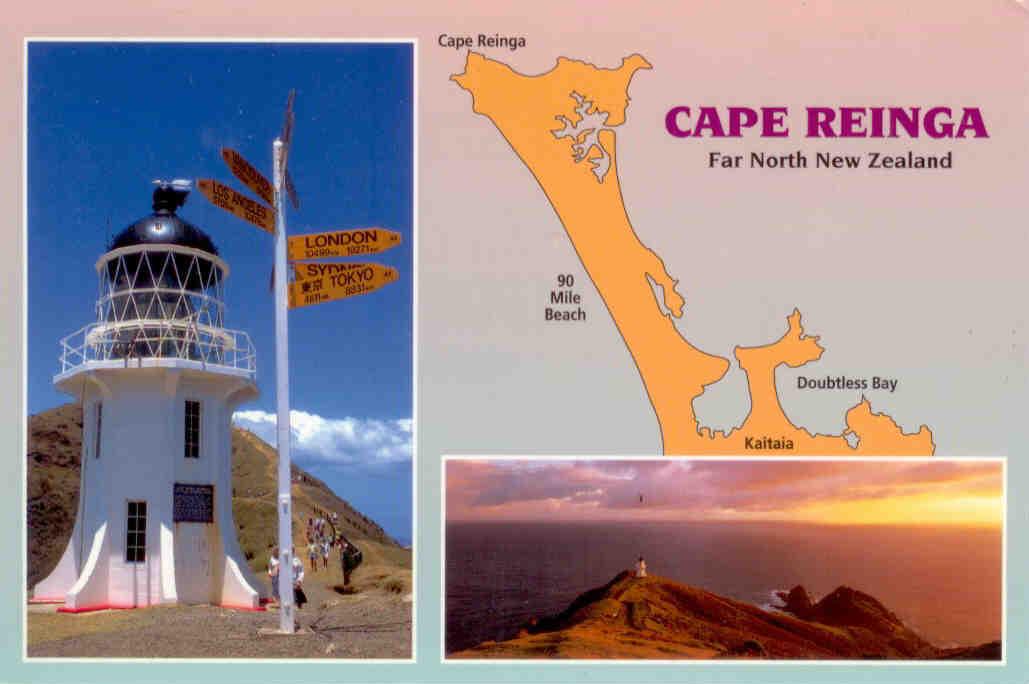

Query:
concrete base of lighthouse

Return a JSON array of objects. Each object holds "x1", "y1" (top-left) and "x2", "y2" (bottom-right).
[{"x1": 33, "y1": 361, "x2": 265, "y2": 612}]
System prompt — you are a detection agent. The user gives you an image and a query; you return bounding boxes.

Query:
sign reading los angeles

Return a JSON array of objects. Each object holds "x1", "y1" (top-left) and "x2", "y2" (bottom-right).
[
  {"x1": 221, "y1": 148, "x2": 274, "y2": 206},
  {"x1": 197, "y1": 178, "x2": 275, "y2": 233},
  {"x1": 288, "y1": 228, "x2": 402, "y2": 261},
  {"x1": 288, "y1": 262, "x2": 399, "y2": 309}
]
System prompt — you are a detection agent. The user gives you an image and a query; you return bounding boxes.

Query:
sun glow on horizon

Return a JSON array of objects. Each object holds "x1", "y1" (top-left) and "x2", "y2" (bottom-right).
[{"x1": 784, "y1": 491, "x2": 1003, "y2": 528}]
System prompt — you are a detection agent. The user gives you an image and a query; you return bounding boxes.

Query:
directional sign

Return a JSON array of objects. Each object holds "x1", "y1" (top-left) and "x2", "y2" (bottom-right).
[
  {"x1": 221, "y1": 148, "x2": 273, "y2": 206},
  {"x1": 288, "y1": 228, "x2": 402, "y2": 261},
  {"x1": 197, "y1": 179, "x2": 275, "y2": 233},
  {"x1": 288, "y1": 262, "x2": 398, "y2": 309},
  {"x1": 284, "y1": 169, "x2": 300, "y2": 210}
]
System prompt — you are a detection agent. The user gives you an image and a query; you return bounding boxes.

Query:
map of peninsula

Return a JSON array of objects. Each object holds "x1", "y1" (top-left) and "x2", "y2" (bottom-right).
[{"x1": 452, "y1": 52, "x2": 933, "y2": 456}]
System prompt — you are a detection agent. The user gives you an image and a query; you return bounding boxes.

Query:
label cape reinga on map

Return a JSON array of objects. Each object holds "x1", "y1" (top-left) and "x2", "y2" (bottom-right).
[{"x1": 452, "y1": 52, "x2": 933, "y2": 456}]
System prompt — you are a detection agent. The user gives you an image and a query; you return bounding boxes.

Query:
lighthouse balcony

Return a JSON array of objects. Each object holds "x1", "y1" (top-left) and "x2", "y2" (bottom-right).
[{"x1": 56, "y1": 319, "x2": 256, "y2": 382}]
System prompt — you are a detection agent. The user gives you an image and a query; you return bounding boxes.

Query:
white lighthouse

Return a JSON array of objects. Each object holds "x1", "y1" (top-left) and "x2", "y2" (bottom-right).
[{"x1": 33, "y1": 181, "x2": 266, "y2": 611}]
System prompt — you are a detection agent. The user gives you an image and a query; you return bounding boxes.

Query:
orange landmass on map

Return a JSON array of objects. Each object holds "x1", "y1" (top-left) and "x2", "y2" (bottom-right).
[{"x1": 452, "y1": 53, "x2": 933, "y2": 456}]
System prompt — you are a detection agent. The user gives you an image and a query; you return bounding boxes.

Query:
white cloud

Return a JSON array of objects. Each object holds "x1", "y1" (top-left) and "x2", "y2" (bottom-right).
[{"x1": 233, "y1": 409, "x2": 412, "y2": 469}]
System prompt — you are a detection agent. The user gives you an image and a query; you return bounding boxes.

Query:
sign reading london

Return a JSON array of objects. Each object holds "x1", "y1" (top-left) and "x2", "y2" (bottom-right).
[
  {"x1": 221, "y1": 148, "x2": 274, "y2": 206},
  {"x1": 173, "y1": 483, "x2": 214, "y2": 523},
  {"x1": 289, "y1": 262, "x2": 399, "y2": 309},
  {"x1": 288, "y1": 228, "x2": 402, "y2": 260},
  {"x1": 197, "y1": 178, "x2": 275, "y2": 233}
]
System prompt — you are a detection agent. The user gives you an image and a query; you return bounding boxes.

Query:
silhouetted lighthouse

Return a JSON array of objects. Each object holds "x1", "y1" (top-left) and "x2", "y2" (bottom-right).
[{"x1": 33, "y1": 181, "x2": 265, "y2": 611}]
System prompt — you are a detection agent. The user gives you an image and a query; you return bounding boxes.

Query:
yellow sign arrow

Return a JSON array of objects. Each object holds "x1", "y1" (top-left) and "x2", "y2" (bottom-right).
[
  {"x1": 288, "y1": 228, "x2": 402, "y2": 261},
  {"x1": 197, "y1": 178, "x2": 275, "y2": 234},
  {"x1": 288, "y1": 262, "x2": 399, "y2": 309},
  {"x1": 221, "y1": 148, "x2": 274, "y2": 207}
]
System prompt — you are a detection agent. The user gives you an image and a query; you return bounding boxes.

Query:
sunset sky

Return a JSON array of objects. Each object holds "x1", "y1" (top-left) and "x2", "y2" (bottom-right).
[{"x1": 446, "y1": 459, "x2": 1004, "y2": 527}]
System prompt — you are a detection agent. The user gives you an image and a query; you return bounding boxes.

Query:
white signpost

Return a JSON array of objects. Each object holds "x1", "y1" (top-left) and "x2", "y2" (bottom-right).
[{"x1": 273, "y1": 91, "x2": 296, "y2": 634}]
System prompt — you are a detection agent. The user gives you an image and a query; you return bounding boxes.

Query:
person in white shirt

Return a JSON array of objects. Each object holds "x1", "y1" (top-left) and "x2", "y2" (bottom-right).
[
  {"x1": 267, "y1": 545, "x2": 280, "y2": 603},
  {"x1": 635, "y1": 555, "x2": 647, "y2": 578},
  {"x1": 291, "y1": 546, "x2": 307, "y2": 609}
]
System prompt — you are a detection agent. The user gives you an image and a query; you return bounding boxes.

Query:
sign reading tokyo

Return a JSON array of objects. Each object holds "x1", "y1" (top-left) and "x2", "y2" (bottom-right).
[
  {"x1": 288, "y1": 262, "x2": 398, "y2": 309},
  {"x1": 173, "y1": 483, "x2": 214, "y2": 523},
  {"x1": 221, "y1": 148, "x2": 274, "y2": 206},
  {"x1": 288, "y1": 228, "x2": 402, "y2": 260},
  {"x1": 197, "y1": 178, "x2": 275, "y2": 233}
]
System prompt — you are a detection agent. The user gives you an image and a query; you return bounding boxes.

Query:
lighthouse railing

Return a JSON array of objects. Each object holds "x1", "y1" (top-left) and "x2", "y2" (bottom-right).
[{"x1": 57, "y1": 320, "x2": 257, "y2": 377}]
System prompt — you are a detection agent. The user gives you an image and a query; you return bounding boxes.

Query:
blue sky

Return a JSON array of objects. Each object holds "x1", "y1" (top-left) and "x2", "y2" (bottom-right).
[{"x1": 27, "y1": 42, "x2": 413, "y2": 545}]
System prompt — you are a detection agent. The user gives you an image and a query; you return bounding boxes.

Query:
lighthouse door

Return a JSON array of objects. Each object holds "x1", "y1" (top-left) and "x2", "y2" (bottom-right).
[{"x1": 175, "y1": 524, "x2": 213, "y2": 604}]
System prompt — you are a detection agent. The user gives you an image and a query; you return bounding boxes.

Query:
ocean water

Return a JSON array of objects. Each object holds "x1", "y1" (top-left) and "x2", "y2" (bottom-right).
[{"x1": 445, "y1": 521, "x2": 1002, "y2": 654}]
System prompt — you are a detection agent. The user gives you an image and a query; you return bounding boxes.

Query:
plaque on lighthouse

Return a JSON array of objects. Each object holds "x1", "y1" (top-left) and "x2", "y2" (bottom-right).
[{"x1": 173, "y1": 484, "x2": 215, "y2": 524}]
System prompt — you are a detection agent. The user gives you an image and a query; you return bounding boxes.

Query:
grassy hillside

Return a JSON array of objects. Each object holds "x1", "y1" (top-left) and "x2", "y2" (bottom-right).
[
  {"x1": 229, "y1": 427, "x2": 411, "y2": 593},
  {"x1": 452, "y1": 572, "x2": 1000, "y2": 660},
  {"x1": 27, "y1": 403, "x2": 410, "y2": 594},
  {"x1": 27, "y1": 404, "x2": 83, "y2": 589}
]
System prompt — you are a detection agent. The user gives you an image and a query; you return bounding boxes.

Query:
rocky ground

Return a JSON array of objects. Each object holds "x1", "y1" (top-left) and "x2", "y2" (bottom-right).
[{"x1": 28, "y1": 573, "x2": 411, "y2": 659}]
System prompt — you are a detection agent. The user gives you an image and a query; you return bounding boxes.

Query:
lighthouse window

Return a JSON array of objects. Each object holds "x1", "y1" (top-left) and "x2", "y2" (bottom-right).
[
  {"x1": 94, "y1": 402, "x2": 102, "y2": 459},
  {"x1": 184, "y1": 400, "x2": 201, "y2": 459},
  {"x1": 125, "y1": 501, "x2": 147, "y2": 563}
]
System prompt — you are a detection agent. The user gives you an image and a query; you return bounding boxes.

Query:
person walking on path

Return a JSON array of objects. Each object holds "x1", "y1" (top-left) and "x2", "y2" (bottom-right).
[
  {"x1": 307, "y1": 540, "x2": 320, "y2": 573},
  {"x1": 292, "y1": 546, "x2": 307, "y2": 610},
  {"x1": 267, "y1": 545, "x2": 280, "y2": 604},
  {"x1": 340, "y1": 538, "x2": 352, "y2": 587},
  {"x1": 339, "y1": 537, "x2": 362, "y2": 588}
]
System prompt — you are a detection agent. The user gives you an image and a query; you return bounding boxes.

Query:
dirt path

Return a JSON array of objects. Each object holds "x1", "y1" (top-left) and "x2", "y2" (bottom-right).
[{"x1": 27, "y1": 576, "x2": 411, "y2": 659}]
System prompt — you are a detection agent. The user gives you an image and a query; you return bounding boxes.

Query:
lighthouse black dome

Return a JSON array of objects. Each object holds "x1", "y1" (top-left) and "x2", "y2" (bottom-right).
[
  {"x1": 108, "y1": 183, "x2": 219, "y2": 256},
  {"x1": 104, "y1": 182, "x2": 223, "y2": 295}
]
